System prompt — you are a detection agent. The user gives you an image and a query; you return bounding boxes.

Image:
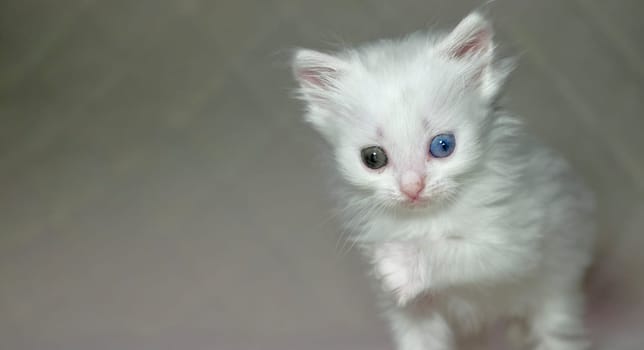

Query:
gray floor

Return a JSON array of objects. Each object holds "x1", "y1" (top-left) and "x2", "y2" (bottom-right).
[{"x1": 1, "y1": 1, "x2": 644, "y2": 349}]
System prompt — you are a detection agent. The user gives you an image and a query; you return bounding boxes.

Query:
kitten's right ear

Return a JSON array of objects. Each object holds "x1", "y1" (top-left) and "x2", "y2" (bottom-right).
[{"x1": 292, "y1": 49, "x2": 347, "y2": 103}]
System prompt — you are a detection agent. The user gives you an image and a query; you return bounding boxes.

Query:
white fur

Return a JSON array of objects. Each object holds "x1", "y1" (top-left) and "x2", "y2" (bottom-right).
[{"x1": 292, "y1": 12, "x2": 596, "y2": 350}]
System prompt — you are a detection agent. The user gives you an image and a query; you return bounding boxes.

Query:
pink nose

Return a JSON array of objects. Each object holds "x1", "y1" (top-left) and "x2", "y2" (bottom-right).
[{"x1": 400, "y1": 171, "x2": 425, "y2": 200}]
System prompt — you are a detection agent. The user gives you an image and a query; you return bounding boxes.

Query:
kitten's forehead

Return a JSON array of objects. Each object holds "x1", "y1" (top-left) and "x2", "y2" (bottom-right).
[
  {"x1": 337, "y1": 39, "x2": 477, "y2": 149},
  {"x1": 352, "y1": 65, "x2": 461, "y2": 134}
]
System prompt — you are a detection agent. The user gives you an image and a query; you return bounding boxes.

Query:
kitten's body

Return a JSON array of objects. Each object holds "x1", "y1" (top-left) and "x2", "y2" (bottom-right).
[
  {"x1": 361, "y1": 124, "x2": 594, "y2": 349},
  {"x1": 292, "y1": 13, "x2": 595, "y2": 350}
]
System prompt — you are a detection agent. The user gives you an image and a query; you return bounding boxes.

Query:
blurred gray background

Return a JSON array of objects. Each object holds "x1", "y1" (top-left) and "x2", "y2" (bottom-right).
[{"x1": 1, "y1": 0, "x2": 643, "y2": 349}]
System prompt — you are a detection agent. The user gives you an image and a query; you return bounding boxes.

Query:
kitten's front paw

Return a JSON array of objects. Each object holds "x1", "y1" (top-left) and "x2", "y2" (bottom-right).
[{"x1": 372, "y1": 241, "x2": 427, "y2": 306}]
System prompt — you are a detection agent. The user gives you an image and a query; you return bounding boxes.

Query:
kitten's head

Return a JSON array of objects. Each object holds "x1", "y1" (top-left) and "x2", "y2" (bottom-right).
[{"x1": 292, "y1": 13, "x2": 512, "y2": 211}]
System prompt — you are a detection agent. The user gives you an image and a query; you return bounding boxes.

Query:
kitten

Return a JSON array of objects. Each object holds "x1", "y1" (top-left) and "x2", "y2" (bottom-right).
[{"x1": 291, "y1": 12, "x2": 596, "y2": 350}]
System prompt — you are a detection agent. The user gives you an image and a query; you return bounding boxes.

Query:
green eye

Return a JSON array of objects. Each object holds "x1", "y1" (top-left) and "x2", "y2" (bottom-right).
[{"x1": 361, "y1": 146, "x2": 388, "y2": 169}]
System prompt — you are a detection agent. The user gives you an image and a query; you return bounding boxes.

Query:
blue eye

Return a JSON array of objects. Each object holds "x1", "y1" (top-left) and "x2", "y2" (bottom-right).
[{"x1": 429, "y1": 133, "x2": 456, "y2": 158}]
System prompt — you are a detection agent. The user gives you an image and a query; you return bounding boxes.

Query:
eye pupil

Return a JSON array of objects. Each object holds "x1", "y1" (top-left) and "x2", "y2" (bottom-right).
[
  {"x1": 429, "y1": 134, "x2": 456, "y2": 158},
  {"x1": 361, "y1": 146, "x2": 388, "y2": 169}
]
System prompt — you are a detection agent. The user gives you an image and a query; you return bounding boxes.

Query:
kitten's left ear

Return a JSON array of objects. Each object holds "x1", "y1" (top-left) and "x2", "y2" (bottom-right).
[
  {"x1": 437, "y1": 12, "x2": 512, "y2": 100},
  {"x1": 439, "y1": 12, "x2": 494, "y2": 60}
]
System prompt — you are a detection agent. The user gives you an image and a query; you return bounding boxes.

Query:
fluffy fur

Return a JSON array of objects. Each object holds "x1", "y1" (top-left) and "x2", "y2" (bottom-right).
[{"x1": 292, "y1": 12, "x2": 596, "y2": 350}]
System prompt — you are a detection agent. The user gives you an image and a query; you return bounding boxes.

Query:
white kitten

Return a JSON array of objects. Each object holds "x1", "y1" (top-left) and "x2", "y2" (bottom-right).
[{"x1": 292, "y1": 12, "x2": 596, "y2": 350}]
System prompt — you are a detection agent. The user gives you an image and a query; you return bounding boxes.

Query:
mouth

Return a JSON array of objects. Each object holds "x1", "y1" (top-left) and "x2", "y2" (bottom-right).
[{"x1": 400, "y1": 197, "x2": 430, "y2": 209}]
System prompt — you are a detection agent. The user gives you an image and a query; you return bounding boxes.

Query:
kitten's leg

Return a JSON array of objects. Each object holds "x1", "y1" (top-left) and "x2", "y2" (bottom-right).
[
  {"x1": 529, "y1": 289, "x2": 590, "y2": 350},
  {"x1": 388, "y1": 309, "x2": 455, "y2": 350},
  {"x1": 370, "y1": 241, "x2": 428, "y2": 307}
]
